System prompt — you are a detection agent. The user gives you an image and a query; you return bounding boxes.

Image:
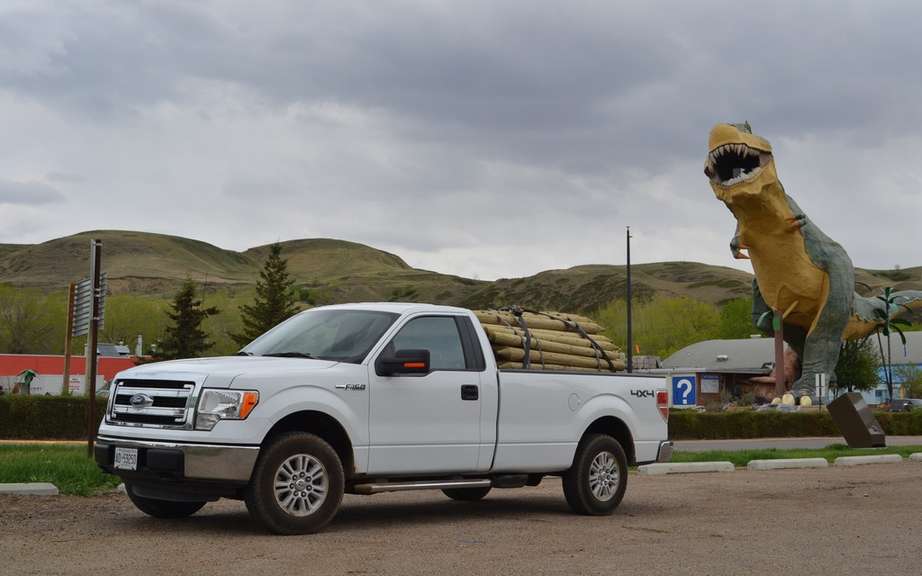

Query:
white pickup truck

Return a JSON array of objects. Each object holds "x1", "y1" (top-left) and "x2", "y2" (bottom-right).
[{"x1": 96, "y1": 303, "x2": 671, "y2": 534}]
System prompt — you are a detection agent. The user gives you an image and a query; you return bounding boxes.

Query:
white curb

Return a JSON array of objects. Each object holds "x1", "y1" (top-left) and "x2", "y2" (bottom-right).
[
  {"x1": 638, "y1": 462, "x2": 735, "y2": 475},
  {"x1": 834, "y1": 454, "x2": 903, "y2": 467},
  {"x1": 747, "y1": 458, "x2": 829, "y2": 471},
  {"x1": 0, "y1": 482, "x2": 60, "y2": 496},
  {"x1": 910, "y1": 453, "x2": 922, "y2": 462}
]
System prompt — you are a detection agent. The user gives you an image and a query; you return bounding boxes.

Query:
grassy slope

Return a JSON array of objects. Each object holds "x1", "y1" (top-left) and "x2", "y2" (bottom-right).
[
  {"x1": 0, "y1": 444, "x2": 120, "y2": 496},
  {"x1": 2, "y1": 230, "x2": 921, "y2": 313}
]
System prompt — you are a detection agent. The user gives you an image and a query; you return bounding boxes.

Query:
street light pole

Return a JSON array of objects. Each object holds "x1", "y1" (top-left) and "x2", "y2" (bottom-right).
[{"x1": 626, "y1": 226, "x2": 633, "y2": 373}]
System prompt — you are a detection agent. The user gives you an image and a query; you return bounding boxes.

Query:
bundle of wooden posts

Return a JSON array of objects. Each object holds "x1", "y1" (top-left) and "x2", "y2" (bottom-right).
[{"x1": 474, "y1": 308, "x2": 625, "y2": 372}]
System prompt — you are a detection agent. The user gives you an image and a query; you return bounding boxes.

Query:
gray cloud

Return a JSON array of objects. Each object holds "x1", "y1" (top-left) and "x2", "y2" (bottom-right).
[
  {"x1": 0, "y1": 179, "x2": 64, "y2": 205},
  {"x1": 1, "y1": 1, "x2": 921, "y2": 279}
]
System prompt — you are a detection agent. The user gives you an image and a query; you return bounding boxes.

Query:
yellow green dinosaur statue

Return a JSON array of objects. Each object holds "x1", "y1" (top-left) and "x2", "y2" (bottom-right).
[{"x1": 704, "y1": 122, "x2": 922, "y2": 398}]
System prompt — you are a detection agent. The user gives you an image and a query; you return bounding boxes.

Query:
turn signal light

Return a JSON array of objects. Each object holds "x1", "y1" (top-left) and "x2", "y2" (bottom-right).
[
  {"x1": 656, "y1": 390, "x2": 669, "y2": 421},
  {"x1": 239, "y1": 391, "x2": 259, "y2": 419},
  {"x1": 403, "y1": 362, "x2": 426, "y2": 369}
]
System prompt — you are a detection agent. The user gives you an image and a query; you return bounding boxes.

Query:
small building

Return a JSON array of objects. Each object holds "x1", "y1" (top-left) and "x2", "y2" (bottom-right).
[
  {"x1": 661, "y1": 337, "x2": 777, "y2": 406},
  {"x1": 662, "y1": 332, "x2": 922, "y2": 406},
  {"x1": 0, "y1": 354, "x2": 138, "y2": 395}
]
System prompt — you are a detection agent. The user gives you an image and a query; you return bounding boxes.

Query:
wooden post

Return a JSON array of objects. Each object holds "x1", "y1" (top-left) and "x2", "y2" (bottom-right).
[
  {"x1": 85, "y1": 240, "x2": 102, "y2": 457},
  {"x1": 62, "y1": 282, "x2": 75, "y2": 396},
  {"x1": 773, "y1": 309, "x2": 785, "y2": 398}
]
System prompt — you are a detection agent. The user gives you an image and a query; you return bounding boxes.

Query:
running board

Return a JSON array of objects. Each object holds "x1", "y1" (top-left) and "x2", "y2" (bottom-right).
[{"x1": 350, "y1": 478, "x2": 491, "y2": 495}]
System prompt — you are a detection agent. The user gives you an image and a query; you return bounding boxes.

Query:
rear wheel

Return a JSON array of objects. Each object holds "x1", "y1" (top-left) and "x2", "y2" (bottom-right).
[
  {"x1": 245, "y1": 432, "x2": 344, "y2": 535},
  {"x1": 125, "y1": 484, "x2": 206, "y2": 518},
  {"x1": 442, "y1": 486, "x2": 492, "y2": 501},
  {"x1": 562, "y1": 434, "x2": 628, "y2": 515}
]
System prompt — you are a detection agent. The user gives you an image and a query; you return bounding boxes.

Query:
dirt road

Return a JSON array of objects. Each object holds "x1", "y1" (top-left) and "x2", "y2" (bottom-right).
[{"x1": 2, "y1": 463, "x2": 920, "y2": 576}]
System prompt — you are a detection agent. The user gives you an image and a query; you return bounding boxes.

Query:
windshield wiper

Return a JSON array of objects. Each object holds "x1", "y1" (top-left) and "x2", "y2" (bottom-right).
[
  {"x1": 235, "y1": 351, "x2": 254, "y2": 356},
  {"x1": 261, "y1": 352, "x2": 315, "y2": 359}
]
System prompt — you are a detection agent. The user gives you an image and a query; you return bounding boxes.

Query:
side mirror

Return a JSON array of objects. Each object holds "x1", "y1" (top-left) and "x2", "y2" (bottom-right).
[{"x1": 376, "y1": 349, "x2": 431, "y2": 377}]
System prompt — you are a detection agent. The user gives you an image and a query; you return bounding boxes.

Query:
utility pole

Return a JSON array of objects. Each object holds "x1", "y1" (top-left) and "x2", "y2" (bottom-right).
[
  {"x1": 626, "y1": 226, "x2": 633, "y2": 373},
  {"x1": 62, "y1": 282, "x2": 75, "y2": 396},
  {"x1": 85, "y1": 240, "x2": 102, "y2": 457}
]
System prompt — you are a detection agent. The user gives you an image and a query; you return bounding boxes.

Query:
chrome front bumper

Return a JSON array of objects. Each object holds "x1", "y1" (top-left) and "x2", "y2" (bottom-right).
[
  {"x1": 656, "y1": 440, "x2": 674, "y2": 463},
  {"x1": 95, "y1": 435, "x2": 260, "y2": 482}
]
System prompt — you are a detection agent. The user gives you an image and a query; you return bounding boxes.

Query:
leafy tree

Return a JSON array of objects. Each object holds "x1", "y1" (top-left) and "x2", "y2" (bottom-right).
[
  {"x1": 596, "y1": 296, "x2": 720, "y2": 358},
  {"x1": 232, "y1": 243, "x2": 299, "y2": 347},
  {"x1": 895, "y1": 364, "x2": 922, "y2": 399},
  {"x1": 153, "y1": 280, "x2": 219, "y2": 360},
  {"x1": 834, "y1": 337, "x2": 880, "y2": 392},
  {"x1": 0, "y1": 284, "x2": 59, "y2": 354},
  {"x1": 717, "y1": 297, "x2": 755, "y2": 339}
]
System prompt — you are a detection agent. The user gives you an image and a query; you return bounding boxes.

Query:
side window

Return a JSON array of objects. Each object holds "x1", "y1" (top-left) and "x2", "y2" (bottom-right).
[{"x1": 390, "y1": 316, "x2": 466, "y2": 371}]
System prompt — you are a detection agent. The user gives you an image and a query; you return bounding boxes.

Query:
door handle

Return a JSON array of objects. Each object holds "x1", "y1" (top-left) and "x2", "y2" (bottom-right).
[{"x1": 461, "y1": 385, "x2": 479, "y2": 401}]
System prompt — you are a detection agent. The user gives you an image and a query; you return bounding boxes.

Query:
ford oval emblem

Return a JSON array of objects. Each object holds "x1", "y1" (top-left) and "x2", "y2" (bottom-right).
[{"x1": 129, "y1": 393, "x2": 154, "y2": 408}]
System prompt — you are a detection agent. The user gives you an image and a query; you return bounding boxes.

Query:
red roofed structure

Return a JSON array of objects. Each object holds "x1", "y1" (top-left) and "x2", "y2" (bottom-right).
[{"x1": 0, "y1": 354, "x2": 138, "y2": 394}]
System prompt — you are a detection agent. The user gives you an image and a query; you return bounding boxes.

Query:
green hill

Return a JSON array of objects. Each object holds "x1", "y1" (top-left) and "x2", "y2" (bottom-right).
[{"x1": 1, "y1": 230, "x2": 918, "y2": 313}]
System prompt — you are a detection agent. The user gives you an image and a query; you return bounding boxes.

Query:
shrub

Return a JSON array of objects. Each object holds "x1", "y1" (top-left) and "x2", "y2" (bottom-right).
[
  {"x1": 0, "y1": 396, "x2": 107, "y2": 440},
  {"x1": 668, "y1": 409, "x2": 922, "y2": 439}
]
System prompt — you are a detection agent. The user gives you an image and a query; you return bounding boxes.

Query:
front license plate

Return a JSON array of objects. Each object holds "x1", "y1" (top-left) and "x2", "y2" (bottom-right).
[{"x1": 113, "y1": 447, "x2": 138, "y2": 471}]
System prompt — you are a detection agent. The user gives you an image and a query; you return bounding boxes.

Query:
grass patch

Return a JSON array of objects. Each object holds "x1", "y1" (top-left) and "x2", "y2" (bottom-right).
[
  {"x1": 0, "y1": 444, "x2": 120, "y2": 496},
  {"x1": 670, "y1": 444, "x2": 922, "y2": 468}
]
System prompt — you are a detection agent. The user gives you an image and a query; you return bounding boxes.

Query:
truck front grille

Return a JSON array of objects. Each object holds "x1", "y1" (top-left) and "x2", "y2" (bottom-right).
[{"x1": 109, "y1": 379, "x2": 195, "y2": 427}]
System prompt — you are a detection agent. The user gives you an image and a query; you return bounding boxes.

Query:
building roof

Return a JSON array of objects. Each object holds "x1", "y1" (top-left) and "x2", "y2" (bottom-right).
[
  {"x1": 662, "y1": 331, "x2": 922, "y2": 373},
  {"x1": 662, "y1": 337, "x2": 775, "y2": 372},
  {"x1": 0, "y1": 355, "x2": 137, "y2": 381}
]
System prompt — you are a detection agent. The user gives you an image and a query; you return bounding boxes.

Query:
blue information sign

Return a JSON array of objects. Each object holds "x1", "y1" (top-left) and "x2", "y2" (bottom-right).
[{"x1": 672, "y1": 375, "x2": 697, "y2": 406}]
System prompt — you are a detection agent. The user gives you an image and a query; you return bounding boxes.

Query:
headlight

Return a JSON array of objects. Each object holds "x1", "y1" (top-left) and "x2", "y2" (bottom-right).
[{"x1": 195, "y1": 389, "x2": 259, "y2": 431}]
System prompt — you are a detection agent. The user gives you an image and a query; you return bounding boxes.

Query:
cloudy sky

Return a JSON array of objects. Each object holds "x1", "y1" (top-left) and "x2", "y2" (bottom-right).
[{"x1": 2, "y1": 0, "x2": 921, "y2": 280}]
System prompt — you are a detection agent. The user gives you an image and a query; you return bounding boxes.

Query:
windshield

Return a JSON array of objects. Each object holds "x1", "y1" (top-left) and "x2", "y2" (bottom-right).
[{"x1": 241, "y1": 309, "x2": 399, "y2": 364}]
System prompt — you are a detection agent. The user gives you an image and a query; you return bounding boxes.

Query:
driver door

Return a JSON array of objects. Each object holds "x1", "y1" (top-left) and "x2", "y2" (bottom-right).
[{"x1": 367, "y1": 315, "x2": 482, "y2": 474}]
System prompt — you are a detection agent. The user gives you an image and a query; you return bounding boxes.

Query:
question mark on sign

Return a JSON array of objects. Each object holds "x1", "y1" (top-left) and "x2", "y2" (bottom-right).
[{"x1": 676, "y1": 379, "x2": 693, "y2": 404}]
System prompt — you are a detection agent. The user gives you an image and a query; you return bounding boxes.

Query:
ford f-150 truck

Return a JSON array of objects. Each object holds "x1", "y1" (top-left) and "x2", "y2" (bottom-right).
[{"x1": 95, "y1": 303, "x2": 672, "y2": 534}]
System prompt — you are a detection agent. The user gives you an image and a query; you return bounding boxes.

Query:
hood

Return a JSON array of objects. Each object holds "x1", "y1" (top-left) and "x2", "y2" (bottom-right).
[{"x1": 115, "y1": 356, "x2": 340, "y2": 389}]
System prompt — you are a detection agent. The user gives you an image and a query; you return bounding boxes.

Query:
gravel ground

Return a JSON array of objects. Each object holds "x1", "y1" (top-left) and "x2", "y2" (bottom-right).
[{"x1": 1, "y1": 463, "x2": 920, "y2": 576}]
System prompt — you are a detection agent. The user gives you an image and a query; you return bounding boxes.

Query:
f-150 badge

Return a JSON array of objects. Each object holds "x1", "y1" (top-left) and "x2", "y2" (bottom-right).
[{"x1": 335, "y1": 384, "x2": 367, "y2": 391}]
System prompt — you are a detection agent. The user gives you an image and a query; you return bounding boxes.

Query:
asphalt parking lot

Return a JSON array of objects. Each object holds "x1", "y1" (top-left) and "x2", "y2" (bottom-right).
[{"x1": 2, "y1": 463, "x2": 920, "y2": 576}]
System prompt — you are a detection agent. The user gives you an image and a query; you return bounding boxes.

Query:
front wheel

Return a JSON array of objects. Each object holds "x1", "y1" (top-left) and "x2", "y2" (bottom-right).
[
  {"x1": 245, "y1": 432, "x2": 344, "y2": 535},
  {"x1": 125, "y1": 484, "x2": 206, "y2": 518},
  {"x1": 562, "y1": 434, "x2": 628, "y2": 515}
]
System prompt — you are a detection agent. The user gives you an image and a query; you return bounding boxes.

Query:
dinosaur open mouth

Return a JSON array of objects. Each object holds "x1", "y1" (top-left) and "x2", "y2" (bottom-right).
[{"x1": 705, "y1": 143, "x2": 769, "y2": 186}]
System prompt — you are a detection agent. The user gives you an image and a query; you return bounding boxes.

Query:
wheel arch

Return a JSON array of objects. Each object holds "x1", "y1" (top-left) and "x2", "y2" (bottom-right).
[
  {"x1": 261, "y1": 411, "x2": 356, "y2": 478},
  {"x1": 580, "y1": 416, "x2": 636, "y2": 465}
]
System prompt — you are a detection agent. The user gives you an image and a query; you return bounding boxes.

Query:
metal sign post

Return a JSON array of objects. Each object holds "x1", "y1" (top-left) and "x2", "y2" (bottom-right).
[
  {"x1": 626, "y1": 226, "x2": 633, "y2": 373},
  {"x1": 83, "y1": 240, "x2": 103, "y2": 457},
  {"x1": 62, "y1": 282, "x2": 76, "y2": 396}
]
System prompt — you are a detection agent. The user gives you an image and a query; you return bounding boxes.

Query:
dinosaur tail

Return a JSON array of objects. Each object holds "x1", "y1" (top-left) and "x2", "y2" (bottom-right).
[{"x1": 847, "y1": 290, "x2": 922, "y2": 340}]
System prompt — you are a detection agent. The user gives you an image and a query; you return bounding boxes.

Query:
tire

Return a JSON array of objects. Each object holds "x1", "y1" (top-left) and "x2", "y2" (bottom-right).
[
  {"x1": 442, "y1": 486, "x2": 492, "y2": 501},
  {"x1": 125, "y1": 484, "x2": 206, "y2": 519},
  {"x1": 562, "y1": 434, "x2": 628, "y2": 515},
  {"x1": 245, "y1": 432, "x2": 344, "y2": 535}
]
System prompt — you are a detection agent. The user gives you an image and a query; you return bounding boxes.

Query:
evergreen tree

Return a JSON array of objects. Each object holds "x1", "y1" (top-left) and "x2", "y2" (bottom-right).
[
  {"x1": 232, "y1": 243, "x2": 299, "y2": 347},
  {"x1": 154, "y1": 280, "x2": 219, "y2": 360}
]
